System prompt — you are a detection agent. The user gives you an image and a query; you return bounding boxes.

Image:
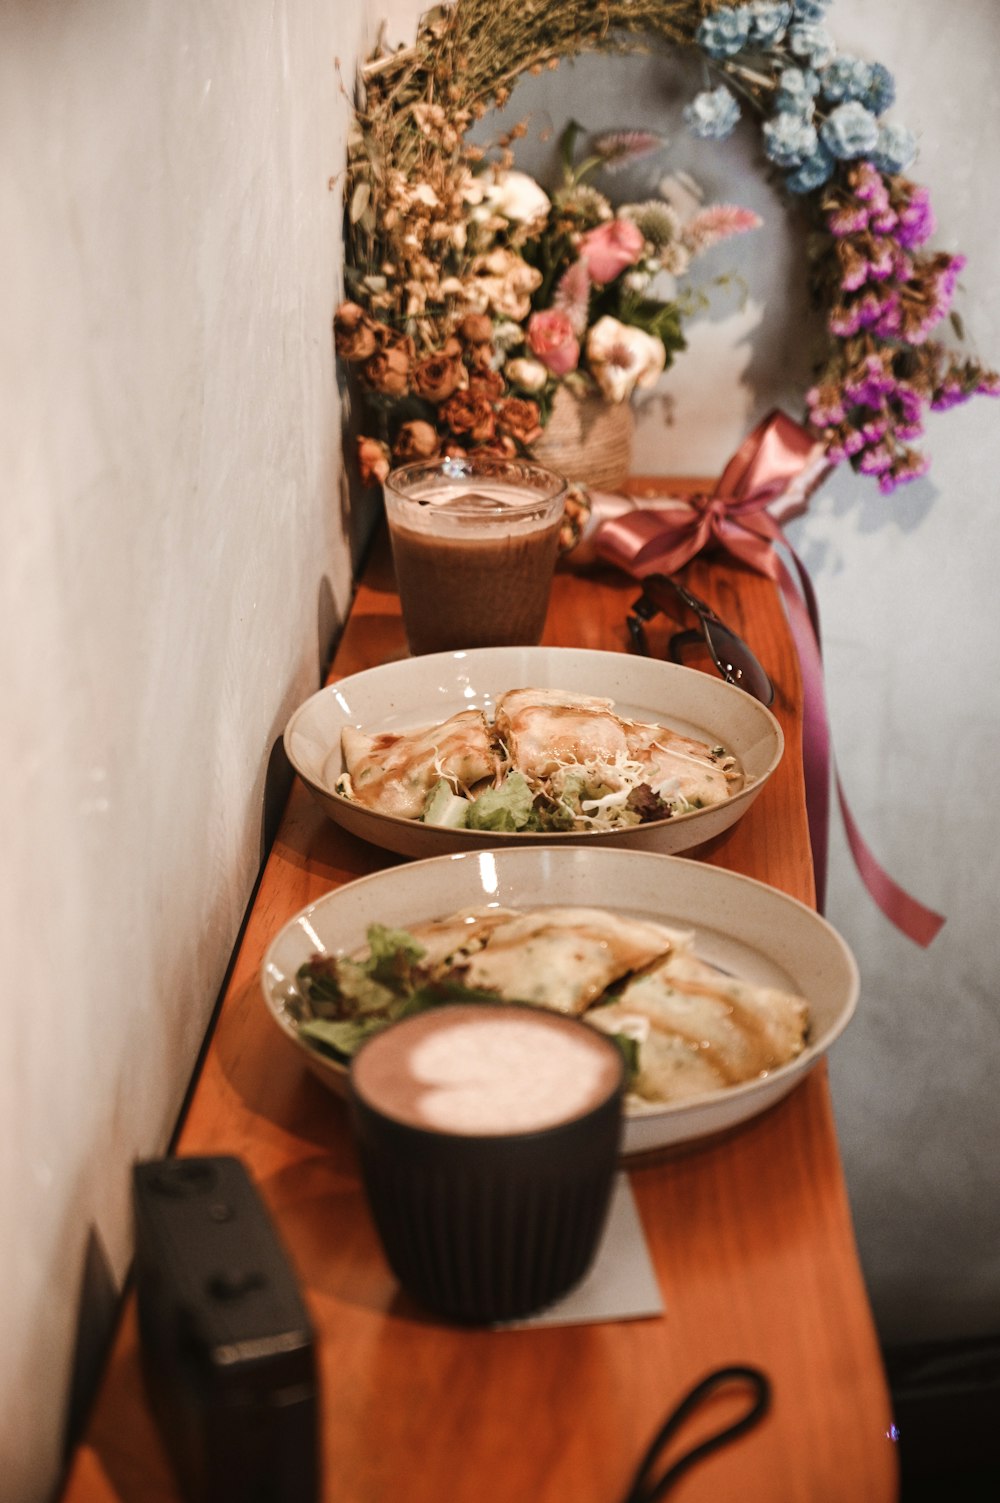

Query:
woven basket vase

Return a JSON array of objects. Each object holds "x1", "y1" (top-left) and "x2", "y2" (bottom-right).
[{"x1": 531, "y1": 385, "x2": 635, "y2": 490}]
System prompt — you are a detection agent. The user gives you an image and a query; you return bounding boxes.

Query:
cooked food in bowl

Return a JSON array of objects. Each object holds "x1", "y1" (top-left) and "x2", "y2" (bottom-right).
[
  {"x1": 289, "y1": 904, "x2": 809, "y2": 1109},
  {"x1": 334, "y1": 687, "x2": 742, "y2": 835}
]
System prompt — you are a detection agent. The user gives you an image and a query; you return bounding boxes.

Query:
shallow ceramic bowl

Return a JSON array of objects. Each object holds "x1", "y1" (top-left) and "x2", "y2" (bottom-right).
[
  {"x1": 283, "y1": 647, "x2": 783, "y2": 859},
  {"x1": 260, "y1": 847, "x2": 858, "y2": 1156}
]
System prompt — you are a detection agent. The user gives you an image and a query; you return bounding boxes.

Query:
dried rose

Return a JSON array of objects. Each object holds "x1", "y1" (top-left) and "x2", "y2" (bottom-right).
[
  {"x1": 392, "y1": 421, "x2": 441, "y2": 463},
  {"x1": 527, "y1": 309, "x2": 581, "y2": 377},
  {"x1": 457, "y1": 313, "x2": 494, "y2": 345},
  {"x1": 362, "y1": 347, "x2": 410, "y2": 397},
  {"x1": 411, "y1": 353, "x2": 465, "y2": 403},
  {"x1": 440, "y1": 391, "x2": 497, "y2": 443},
  {"x1": 578, "y1": 219, "x2": 646, "y2": 285},
  {"x1": 357, "y1": 436, "x2": 391, "y2": 486},
  {"x1": 373, "y1": 325, "x2": 415, "y2": 359},
  {"x1": 496, "y1": 397, "x2": 542, "y2": 446},
  {"x1": 468, "y1": 369, "x2": 504, "y2": 403},
  {"x1": 334, "y1": 302, "x2": 378, "y2": 361}
]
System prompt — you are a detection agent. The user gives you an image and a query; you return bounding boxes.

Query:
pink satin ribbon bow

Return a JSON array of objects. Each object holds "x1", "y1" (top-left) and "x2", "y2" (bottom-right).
[
  {"x1": 588, "y1": 410, "x2": 944, "y2": 947},
  {"x1": 594, "y1": 409, "x2": 820, "y2": 582}
]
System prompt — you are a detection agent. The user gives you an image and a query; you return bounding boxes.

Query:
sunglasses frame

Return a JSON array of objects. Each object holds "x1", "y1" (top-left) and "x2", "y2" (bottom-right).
[{"x1": 627, "y1": 573, "x2": 775, "y2": 706}]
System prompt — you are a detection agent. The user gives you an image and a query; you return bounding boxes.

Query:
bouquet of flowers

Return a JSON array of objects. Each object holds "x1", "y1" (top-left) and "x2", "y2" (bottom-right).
[
  {"x1": 335, "y1": 122, "x2": 759, "y2": 485},
  {"x1": 335, "y1": 0, "x2": 996, "y2": 497}
]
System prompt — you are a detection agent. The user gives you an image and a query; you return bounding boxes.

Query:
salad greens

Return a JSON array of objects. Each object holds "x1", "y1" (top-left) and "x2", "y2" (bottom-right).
[{"x1": 291, "y1": 921, "x2": 637, "y2": 1078}]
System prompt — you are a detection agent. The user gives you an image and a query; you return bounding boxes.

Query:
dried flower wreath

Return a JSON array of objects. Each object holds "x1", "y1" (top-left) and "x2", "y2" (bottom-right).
[{"x1": 336, "y1": 0, "x2": 996, "y2": 495}]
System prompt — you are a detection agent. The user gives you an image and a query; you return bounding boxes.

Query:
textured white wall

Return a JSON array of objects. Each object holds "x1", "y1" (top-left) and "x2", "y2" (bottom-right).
[
  {"x1": 382, "y1": 0, "x2": 1000, "y2": 1348},
  {"x1": 0, "y1": 2, "x2": 368, "y2": 1499}
]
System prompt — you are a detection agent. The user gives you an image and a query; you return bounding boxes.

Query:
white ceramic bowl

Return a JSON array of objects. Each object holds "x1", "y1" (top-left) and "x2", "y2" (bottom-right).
[
  {"x1": 283, "y1": 647, "x2": 783, "y2": 859},
  {"x1": 260, "y1": 847, "x2": 858, "y2": 1156}
]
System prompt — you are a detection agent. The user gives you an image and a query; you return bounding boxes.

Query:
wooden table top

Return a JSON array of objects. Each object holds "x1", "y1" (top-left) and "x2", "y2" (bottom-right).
[{"x1": 61, "y1": 485, "x2": 899, "y2": 1503}]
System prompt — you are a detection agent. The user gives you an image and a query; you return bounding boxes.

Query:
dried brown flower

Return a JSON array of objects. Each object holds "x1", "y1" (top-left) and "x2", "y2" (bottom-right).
[
  {"x1": 457, "y1": 313, "x2": 494, "y2": 345},
  {"x1": 411, "y1": 353, "x2": 466, "y2": 403},
  {"x1": 392, "y1": 421, "x2": 441, "y2": 462},
  {"x1": 363, "y1": 346, "x2": 410, "y2": 396},
  {"x1": 495, "y1": 396, "x2": 543, "y2": 446},
  {"x1": 468, "y1": 368, "x2": 505, "y2": 402},
  {"x1": 334, "y1": 302, "x2": 378, "y2": 362},
  {"x1": 357, "y1": 436, "x2": 391, "y2": 486},
  {"x1": 440, "y1": 391, "x2": 497, "y2": 443}
]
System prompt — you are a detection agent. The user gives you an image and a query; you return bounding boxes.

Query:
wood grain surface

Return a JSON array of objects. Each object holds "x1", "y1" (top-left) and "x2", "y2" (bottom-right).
[{"x1": 60, "y1": 487, "x2": 898, "y2": 1503}]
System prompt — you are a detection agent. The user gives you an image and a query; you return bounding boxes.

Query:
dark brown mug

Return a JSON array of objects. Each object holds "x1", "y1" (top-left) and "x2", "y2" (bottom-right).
[{"x1": 348, "y1": 1002, "x2": 625, "y2": 1324}]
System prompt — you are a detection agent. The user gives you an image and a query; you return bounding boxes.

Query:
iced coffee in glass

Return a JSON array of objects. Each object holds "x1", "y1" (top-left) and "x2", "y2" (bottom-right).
[{"x1": 383, "y1": 455, "x2": 566, "y2": 655}]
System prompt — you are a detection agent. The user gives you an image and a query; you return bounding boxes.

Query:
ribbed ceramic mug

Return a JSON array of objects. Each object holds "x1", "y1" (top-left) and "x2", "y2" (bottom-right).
[{"x1": 348, "y1": 1003, "x2": 625, "y2": 1324}]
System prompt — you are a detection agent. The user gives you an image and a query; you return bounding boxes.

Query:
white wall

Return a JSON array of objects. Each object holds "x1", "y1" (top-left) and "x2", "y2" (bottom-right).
[
  {"x1": 386, "y1": 0, "x2": 1000, "y2": 1347},
  {"x1": 0, "y1": 3, "x2": 369, "y2": 1499}
]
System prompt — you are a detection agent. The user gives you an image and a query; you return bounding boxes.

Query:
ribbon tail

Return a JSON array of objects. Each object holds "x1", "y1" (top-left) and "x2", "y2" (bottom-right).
[
  {"x1": 777, "y1": 544, "x2": 945, "y2": 946},
  {"x1": 774, "y1": 555, "x2": 831, "y2": 914}
]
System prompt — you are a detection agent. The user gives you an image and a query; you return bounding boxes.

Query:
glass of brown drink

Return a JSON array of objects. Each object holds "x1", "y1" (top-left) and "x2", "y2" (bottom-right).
[
  {"x1": 383, "y1": 455, "x2": 567, "y2": 655},
  {"x1": 348, "y1": 1003, "x2": 625, "y2": 1324}
]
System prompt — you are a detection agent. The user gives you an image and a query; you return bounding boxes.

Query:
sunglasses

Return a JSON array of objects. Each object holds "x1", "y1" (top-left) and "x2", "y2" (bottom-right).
[{"x1": 626, "y1": 573, "x2": 775, "y2": 706}]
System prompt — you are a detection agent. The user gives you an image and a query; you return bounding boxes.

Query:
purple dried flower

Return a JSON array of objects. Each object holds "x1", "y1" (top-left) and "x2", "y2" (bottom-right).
[
  {"x1": 806, "y1": 385, "x2": 846, "y2": 425},
  {"x1": 840, "y1": 258, "x2": 870, "y2": 292},
  {"x1": 894, "y1": 385, "x2": 923, "y2": 424},
  {"x1": 858, "y1": 443, "x2": 894, "y2": 476},
  {"x1": 872, "y1": 295, "x2": 902, "y2": 337},
  {"x1": 828, "y1": 202, "x2": 870, "y2": 236},
  {"x1": 869, "y1": 208, "x2": 899, "y2": 234},
  {"x1": 829, "y1": 304, "x2": 864, "y2": 336},
  {"x1": 860, "y1": 416, "x2": 889, "y2": 445},
  {"x1": 896, "y1": 188, "x2": 935, "y2": 249},
  {"x1": 867, "y1": 241, "x2": 896, "y2": 281},
  {"x1": 977, "y1": 371, "x2": 1000, "y2": 397}
]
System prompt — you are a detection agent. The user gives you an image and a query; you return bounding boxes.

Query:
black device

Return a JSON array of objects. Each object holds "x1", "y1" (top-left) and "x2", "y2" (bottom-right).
[{"x1": 132, "y1": 1155, "x2": 319, "y2": 1503}]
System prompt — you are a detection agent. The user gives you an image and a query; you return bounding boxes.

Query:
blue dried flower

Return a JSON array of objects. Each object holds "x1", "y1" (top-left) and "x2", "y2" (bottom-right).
[
  {"x1": 696, "y1": 7, "x2": 751, "y2": 60},
  {"x1": 788, "y1": 22, "x2": 836, "y2": 68},
  {"x1": 821, "y1": 56, "x2": 874, "y2": 103},
  {"x1": 775, "y1": 66, "x2": 820, "y2": 115},
  {"x1": 746, "y1": 2, "x2": 793, "y2": 45},
  {"x1": 871, "y1": 122, "x2": 918, "y2": 174},
  {"x1": 763, "y1": 112, "x2": 820, "y2": 167},
  {"x1": 862, "y1": 63, "x2": 896, "y2": 116},
  {"x1": 785, "y1": 145, "x2": 835, "y2": 194},
  {"x1": 791, "y1": 0, "x2": 831, "y2": 18},
  {"x1": 684, "y1": 86, "x2": 742, "y2": 140},
  {"x1": 820, "y1": 101, "x2": 881, "y2": 160}
]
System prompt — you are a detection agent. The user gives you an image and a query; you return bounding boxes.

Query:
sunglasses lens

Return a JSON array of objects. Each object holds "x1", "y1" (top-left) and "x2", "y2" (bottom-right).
[{"x1": 702, "y1": 621, "x2": 774, "y2": 705}]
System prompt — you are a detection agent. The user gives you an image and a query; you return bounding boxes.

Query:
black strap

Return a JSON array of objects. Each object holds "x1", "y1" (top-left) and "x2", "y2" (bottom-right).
[{"x1": 620, "y1": 1364, "x2": 771, "y2": 1503}]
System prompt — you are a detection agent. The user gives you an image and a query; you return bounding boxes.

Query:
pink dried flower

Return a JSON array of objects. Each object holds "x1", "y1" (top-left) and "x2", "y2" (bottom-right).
[
  {"x1": 552, "y1": 259, "x2": 592, "y2": 338},
  {"x1": 682, "y1": 204, "x2": 762, "y2": 254},
  {"x1": 591, "y1": 130, "x2": 665, "y2": 170}
]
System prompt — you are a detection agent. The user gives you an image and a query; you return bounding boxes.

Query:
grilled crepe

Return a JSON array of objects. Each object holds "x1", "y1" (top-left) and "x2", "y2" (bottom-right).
[
  {"x1": 341, "y1": 709, "x2": 499, "y2": 819},
  {"x1": 495, "y1": 687, "x2": 737, "y2": 806},
  {"x1": 449, "y1": 905, "x2": 688, "y2": 1015},
  {"x1": 590, "y1": 949, "x2": 808, "y2": 1103},
  {"x1": 495, "y1": 689, "x2": 630, "y2": 780},
  {"x1": 624, "y1": 721, "x2": 739, "y2": 805}
]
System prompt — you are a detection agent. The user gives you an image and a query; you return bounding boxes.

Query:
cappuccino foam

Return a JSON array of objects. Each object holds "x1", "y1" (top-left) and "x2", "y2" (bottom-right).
[{"x1": 352, "y1": 1005, "x2": 621, "y2": 1136}]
